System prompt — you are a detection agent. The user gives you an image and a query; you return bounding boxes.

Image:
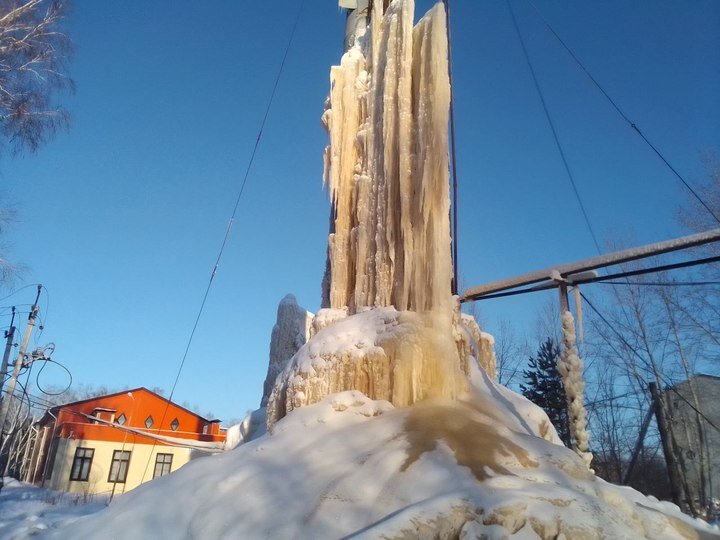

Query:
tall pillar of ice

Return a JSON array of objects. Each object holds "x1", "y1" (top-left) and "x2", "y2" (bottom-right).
[
  {"x1": 322, "y1": 0, "x2": 453, "y2": 316},
  {"x1": 267, "y1": 0, "x2": 468, "y2": 427}
]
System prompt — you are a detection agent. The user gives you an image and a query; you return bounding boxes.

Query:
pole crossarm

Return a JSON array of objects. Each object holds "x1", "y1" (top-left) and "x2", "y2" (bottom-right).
[{"x1": 461, "y1": 228, "x2": 720, "y2": 302}]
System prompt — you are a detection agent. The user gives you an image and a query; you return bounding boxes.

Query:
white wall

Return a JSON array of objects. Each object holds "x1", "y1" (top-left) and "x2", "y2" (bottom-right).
[{"x1": 45, "y1": 438, "x2": 195, "y2": 495}]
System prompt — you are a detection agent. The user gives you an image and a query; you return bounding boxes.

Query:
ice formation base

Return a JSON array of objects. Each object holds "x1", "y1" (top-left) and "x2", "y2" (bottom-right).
[
  {"x1": 267, "y1": 307, "x2": 473, "y2": 427},
  {"x1": 50, "y1": 375, "x2": 719, "y2": 539}
]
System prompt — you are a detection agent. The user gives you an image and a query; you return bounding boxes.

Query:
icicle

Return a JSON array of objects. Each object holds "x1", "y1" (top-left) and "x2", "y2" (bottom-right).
[
  {"x1": 324, "y1": 46, "x2": 368, "y2": 309},
  {"x1": 558, "y1": 310, "x2": 592, "y2": 467},
  {"x1": 321, "y1": 0, "x2": 452, "y2": 316},
  {"x1": 408, "y1": 2, "x2": 452, "y2": 314}
]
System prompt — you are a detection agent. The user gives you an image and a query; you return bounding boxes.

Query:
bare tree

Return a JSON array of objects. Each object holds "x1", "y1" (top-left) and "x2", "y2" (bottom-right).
[
  {"x1": 580, "y1": 258, "x2": 718, "y2": 517},
  {"x1": 0, "y1": 0, "x2": 72, "y2": 287},
  {"x1": 0, "y1": 202, "x2": 19, "y2": 281},
  {"x1": 0, "y1": 0, "x2": 73, "y2": 155},
  {"x1": 494, "y1": 318, "x2": 529, "y2": 387},
  {"x1": 679, "y1": 153, "x2": 720, "y2": 238}
]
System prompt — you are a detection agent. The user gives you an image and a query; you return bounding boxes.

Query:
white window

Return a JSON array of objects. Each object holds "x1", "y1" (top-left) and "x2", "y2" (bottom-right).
[
  {"x1": 108, "y1": 450, "x2": 131, "y2": 483},
  {"x1": 69, "y1": 447, "x2": 94, "y2": 481},
  {"x1": 153, "y1": 453, "x2": 173, "y2": 478}
]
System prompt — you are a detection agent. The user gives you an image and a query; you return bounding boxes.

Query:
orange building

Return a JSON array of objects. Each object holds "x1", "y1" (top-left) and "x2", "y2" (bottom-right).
[{"x1": 24, "y1": 387, "x2": 226, "y2": 495}]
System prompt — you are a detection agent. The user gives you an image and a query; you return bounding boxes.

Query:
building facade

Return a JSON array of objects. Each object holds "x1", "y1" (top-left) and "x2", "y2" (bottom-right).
[
  {"x1": 22, "y1": 388, "x2": 225, "y2": 495},
  {"x1": 663, "y1": 374, "x2": 720, "y2": 513}
]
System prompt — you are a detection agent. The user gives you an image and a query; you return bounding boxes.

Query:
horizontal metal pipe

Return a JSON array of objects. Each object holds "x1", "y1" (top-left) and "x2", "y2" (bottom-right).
[{"x1": 461, "y1": 228, "x2": 720, "y2": 302}]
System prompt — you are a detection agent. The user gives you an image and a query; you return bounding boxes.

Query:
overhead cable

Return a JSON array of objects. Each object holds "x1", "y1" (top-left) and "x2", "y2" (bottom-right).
[
  {"x1": 523, "y1": 0, "x2": 720, "y2": 225},
  {"x1": 505, "y1": 0, "x2": 602, "y2": 253},
  {"x1": 162, "y1": 0, "x2": 304, "y2": 420},
  {"x1": 579, "y1": 291, "x2": 719, "y2": 433},
  {"x1": 139, "y1": 0, "x2": 306, "y2": 483}
]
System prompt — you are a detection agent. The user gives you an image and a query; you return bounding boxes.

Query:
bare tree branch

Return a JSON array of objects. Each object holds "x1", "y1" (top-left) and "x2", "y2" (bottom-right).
[{"x1": 0, "y1": 0, "x2": 73, "y2": 156}]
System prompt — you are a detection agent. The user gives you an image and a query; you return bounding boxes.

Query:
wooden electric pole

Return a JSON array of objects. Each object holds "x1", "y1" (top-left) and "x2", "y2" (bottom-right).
[
  {"x1": 0, "y1": 285, "x2": 42, "y2": 436},
  {"x1": 649, "y1": 381, "x2": 688, "y2": 513},
  {"x1": 0, "y1": 307, "x2": 17, "y2": 400},
  {"x1": 622, "y1": 404, "x2": 655, "y2": 485}
]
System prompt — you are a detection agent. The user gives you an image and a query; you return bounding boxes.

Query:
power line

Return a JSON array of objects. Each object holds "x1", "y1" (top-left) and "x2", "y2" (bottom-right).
[
  {"x1": 35, "y1": 358, "x2": 72, "y2": 396},
  {"x1": 0, "y1": 285, "x2": 43, "y2": 304},
  {"x1": 139, "y1": 0, "x2": 306, "y2": 483},
  {"x1": 523, "y1": 0, "x2": 720, "y2": 226},
  {"x1": 443, "y1": 0, "x2": 460, "y2": 295},
  {"x1": 505, "y1": 0, "x2": 602, "y2": 254},
  {"x1": 598, "y1": 281, "x2": 720, "y2": 288},
  {"x1": 579, "y1": 291, "x2": 720, "y2": 434},
  {"x1": 165, "y1": 0, "x2": 304, "y2": 415}
]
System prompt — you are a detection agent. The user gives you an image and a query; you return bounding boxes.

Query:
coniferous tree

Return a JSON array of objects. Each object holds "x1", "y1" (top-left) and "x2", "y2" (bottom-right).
[{"x1": 521, "y1": 338, "x2": 571, "y2": 447}]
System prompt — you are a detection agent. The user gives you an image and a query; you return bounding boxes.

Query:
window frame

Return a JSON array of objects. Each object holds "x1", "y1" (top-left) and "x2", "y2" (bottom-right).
[
  {"x1": 108, "y1": 449, "x2": 132, "y2": 483},
  {"x1": 69, "y1": 447, "x2": 94, "y2": 482},
  {"x1": 153, "y1": 453, "x2": 173, "y2": 479}
]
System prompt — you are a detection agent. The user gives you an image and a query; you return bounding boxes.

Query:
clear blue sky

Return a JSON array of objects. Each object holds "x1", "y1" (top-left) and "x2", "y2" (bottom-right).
[{"x1": 2, "y1": 1, "x2": 718, "y2": 420}]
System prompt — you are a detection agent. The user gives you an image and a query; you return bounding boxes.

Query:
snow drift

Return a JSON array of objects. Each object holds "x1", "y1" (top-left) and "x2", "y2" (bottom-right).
[{"x1": 37, "y1": 373, "x2": 718, "y2": 539}]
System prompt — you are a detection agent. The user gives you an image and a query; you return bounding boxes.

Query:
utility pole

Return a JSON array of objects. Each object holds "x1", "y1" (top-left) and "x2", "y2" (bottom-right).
[
  {"x1": 622, "y1": 404, "x2": 655, "y2": 484},
  {"x1": 342, "y1": 0, "x2": 369, "y2": 52},
  {"x1": 0, "y1": 285, "x2": 42, "y2": 437},
  {"x1": 0, "y1": 307, "x2": 17, "y2": 400},
  {"x1": 649, "y1": 381, "x2": 688, "y2": 513}
]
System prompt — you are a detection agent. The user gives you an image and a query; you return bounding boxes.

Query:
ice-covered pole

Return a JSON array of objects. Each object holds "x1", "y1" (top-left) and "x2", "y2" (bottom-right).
[
  {"x1": 342, "y1": 0, "x2": 370, "y2": 51},
  {"x1": 321, "y1": 0, "x2": 371, "y2": 309}
]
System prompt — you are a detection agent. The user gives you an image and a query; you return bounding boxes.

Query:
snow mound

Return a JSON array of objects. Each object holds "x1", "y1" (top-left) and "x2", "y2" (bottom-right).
[
  {"x1": 0, "y1": 478, "x2": 107, "y2": 539},
  {"x1": 34, "y1": 380, "x2": 718, "y2": 539}
]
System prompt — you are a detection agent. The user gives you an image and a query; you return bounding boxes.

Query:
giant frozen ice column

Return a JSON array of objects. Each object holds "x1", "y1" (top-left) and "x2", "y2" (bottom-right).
[
  {"x1": 321, "y1": 0, "x2": 453, "y2": 315},
  {"x1": 268, "y1": 0, "x2": 487, "y2": 427}
]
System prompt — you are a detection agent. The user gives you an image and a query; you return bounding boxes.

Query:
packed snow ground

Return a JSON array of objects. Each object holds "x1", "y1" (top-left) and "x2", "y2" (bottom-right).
[
  {"x1": 0, "y1": 477, "x2": 107, "y2": 539},
  {"x1": 6, "y1": 364, "x2": 716, "y2": 539}
]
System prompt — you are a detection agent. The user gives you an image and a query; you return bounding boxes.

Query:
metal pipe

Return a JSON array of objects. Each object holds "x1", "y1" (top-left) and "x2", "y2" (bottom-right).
[{"x1": 462, "y1": 228, "x2": 720, "y2": 301}]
